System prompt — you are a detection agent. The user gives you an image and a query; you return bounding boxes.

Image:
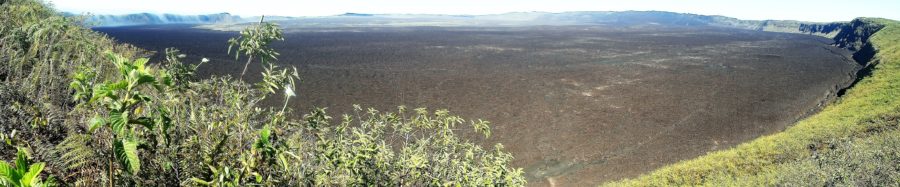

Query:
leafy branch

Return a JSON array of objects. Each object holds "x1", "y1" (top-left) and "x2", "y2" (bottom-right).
[{"x1": 227, "y1": 16, "x2": 284, "y2": 81}]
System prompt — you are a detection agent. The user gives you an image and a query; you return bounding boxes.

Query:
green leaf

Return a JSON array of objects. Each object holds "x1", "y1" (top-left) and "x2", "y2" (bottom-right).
[
  {"x1": 158, "y1": 71, "x2": 174, "y2": 88},
  {"x1": 20, "y1": 162, "x2": 44, "y2": 186},
  {"x1": 156, "y1": 107, "x2": 173, "y2": 144},
  {"x1": 114, "y1": 138, "x2": 140, "y2": 175},
  {"x1": 15, "y1": 148, "x2": 28, "y2": 174},
  {"x1": 0, "y1": 162, "x2": 13, "y2": 182},
  {"x1": 109, "y1": 80, "x2": 128, "y2": 91},
  {"x1": 89, "y1": 84, "x2": 112, "y2": 103},
  {"x1": 190, "y1": 177, "x2": 212, "y2": 186},
  {"x1": 129, "y1": 117, "x2": 154, "y2": 130},
  {"x1": 133, "y1": 93, "x2": 152, "y2": 103},
  {"x1": 278, "y1": 154, "x2": 289, "y2": 172},
  {"x1": 88, "y1": 115, "x2": 105, "y2": 133},
  {"x1": 68, "y1": 80, "x2": 82, "y2": 91},
  {"x1": 255, "y1": 126, "x2": 271, "y2": 149},
  {"x1": 260, "y1": 126, "x2": 271, "y2": 141},
  {"x1": 133, "y1": 58, "x2": 149, "y2": 71},
  {"x1": 133, "y1": 71, "x2": 156, "y2": 86},
  {"x1": 109, "y1": 111, "x2": 127, "y2": 135},
  {"x1": 106, "y1": 51, "x2": 133, "y2": 77}
]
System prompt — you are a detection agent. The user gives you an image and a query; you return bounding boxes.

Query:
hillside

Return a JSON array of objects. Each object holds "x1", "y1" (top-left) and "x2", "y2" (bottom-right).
[
  {"x1": 1, "y1": 0, "x2": 526, "y2": 186},
  {"x1": 606, "y1": 18, "x2": 900, "y2": 186}
]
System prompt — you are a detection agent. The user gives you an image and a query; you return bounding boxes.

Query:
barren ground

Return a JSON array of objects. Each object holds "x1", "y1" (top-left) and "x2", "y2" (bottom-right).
[{"x1": 95, "y1": 25, "x2": 858, "y2": 186}]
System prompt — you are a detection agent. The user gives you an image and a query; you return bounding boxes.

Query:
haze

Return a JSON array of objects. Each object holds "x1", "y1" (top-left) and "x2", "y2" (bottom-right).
[{"x1": 53, "y1": 0, "x2": 900, "y2": 22}]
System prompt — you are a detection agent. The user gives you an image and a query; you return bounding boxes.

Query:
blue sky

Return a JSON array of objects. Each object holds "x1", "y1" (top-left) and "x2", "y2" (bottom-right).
[{"x1": 52, "y1": 0, "x2": 899, "y2": 22}]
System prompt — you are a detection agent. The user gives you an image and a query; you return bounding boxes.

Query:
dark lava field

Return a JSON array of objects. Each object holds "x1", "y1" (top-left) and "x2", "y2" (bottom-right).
[{"x1": 95, "y1": 25, "x2": 858, "y2": 186}]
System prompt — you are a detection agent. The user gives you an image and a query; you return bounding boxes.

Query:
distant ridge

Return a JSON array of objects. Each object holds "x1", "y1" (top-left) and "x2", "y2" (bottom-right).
[
  {"x1": 339, "y1": 13, "x2": 375, "y2": 17},
  {"x1": 67, "y1": 12, "x2": 305, "y2": 27},
  {"x1": 69, "y1": 12, "x2": 245, "y2": 27},
  {"x1": 186, "y1": 10, "x2": 847, "y2": 36},
  {"x1": 80, "y1": 10, "x2": 850, "y2": 37}
]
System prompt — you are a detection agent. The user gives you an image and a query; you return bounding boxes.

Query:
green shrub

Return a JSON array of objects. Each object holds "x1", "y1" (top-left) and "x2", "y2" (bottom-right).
[{"x1": 0, "y1": 148, "x2": 54, "y2": 187}]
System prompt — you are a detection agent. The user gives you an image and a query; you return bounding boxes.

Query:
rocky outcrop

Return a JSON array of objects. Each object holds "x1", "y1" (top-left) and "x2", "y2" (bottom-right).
[
  {"x1": 798, "y1": 22, "x2": 845, "y2": 37},
  {"x1": 800, "y1": 18, "x2": 886, "y2": 96},
  {"x1": 828, "y1": 19, "x2": 884, "y2": 68},
  {"x1": 831, "y1": 19, "x2": 884, "y2": 50}
]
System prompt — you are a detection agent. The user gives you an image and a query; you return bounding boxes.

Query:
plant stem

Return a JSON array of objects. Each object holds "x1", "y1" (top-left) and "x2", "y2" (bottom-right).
[
  {"x1": 281, "y1": 96, "x2": 290, "y2": 113},
  {"x1": 239, "y1": 16, "x2": 265, "y2": 82},
  {"x1": 240, "y1": 55, "x2": 253, "y2": 82},
  {"x1": 109, "y1": 140, "x2": 115, "y2": 187}
]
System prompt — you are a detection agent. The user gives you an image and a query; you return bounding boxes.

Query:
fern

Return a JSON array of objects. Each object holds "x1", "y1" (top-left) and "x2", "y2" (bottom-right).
[{"x1": 56, "y1": 134, "x2": 95, "y2": 170}]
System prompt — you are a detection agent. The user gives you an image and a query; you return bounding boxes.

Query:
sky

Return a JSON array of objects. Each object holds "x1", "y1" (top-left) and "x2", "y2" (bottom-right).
[{"x1": 51, "y1": 0, "x2": 900, "y2": 22}]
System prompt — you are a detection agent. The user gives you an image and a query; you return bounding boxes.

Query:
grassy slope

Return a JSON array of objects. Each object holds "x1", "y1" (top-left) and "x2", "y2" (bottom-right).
[{"x1": 606, "y1": 18, "x2": 900, "y2": 186}]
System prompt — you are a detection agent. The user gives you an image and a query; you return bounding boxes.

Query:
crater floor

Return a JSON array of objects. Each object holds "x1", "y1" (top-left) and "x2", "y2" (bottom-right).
[{"x1": 97, "y1": 25, "x2": 858, "y2": 186}]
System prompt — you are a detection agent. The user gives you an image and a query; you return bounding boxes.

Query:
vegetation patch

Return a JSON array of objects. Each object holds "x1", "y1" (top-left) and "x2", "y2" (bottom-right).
[{"x1": 0, "y1": 0, "x2": 525, "y2": 186}]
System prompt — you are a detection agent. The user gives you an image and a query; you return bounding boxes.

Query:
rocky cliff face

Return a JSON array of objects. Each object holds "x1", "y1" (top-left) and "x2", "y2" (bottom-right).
[
  {"x1": 799, "y1": 22, "x2": 845, "y2": 37},
  {"x1": 831, "y1": 19, "x2": 885, "y2": 64},
  {"x1": 804, "y1": 19, "x2": 883, "y2": 49},
  {"x1": 751, "y1": 18, "x2": 884, "y2": 64},
  {"x1": 798, "y1": 18, "x2": 886, "y2": 96}
]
